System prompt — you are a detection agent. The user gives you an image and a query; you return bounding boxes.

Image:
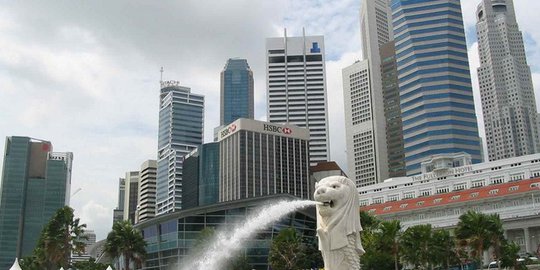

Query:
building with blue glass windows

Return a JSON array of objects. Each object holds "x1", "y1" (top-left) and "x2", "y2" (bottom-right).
[
  {"x1": 181, "y1": 142, "x2": 220, "y2": 210},
  {"x1": 136, "y1": 194, "x2": 317, "y2": 270},
  {"x1": 221, "y1": 58, "x2": 254, "y2": 126},
  {"x1": 156, "y1": 81, "x2": 204, "y2": 215},
  {"x1": 391, "y1": 0, "x2": 482, "y2": 175},
  {"x1": 0, "y1": 136, "x2": 72, "y2": 269}
]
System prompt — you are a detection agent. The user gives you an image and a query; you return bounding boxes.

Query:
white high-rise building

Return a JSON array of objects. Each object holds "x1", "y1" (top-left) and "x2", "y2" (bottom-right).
[
  {"x1": 476, "y1": 0, "x2": 540, "y2": 161},
  {"x1": 123, "y1": 171, "x2": 139, "y2": 223},
  {"x1": 343, "y1": 60, "x2": 384, "y2": 187},
  {"x1": 342, "y1": 0, "x2": 393, "y2": 187},
  {"x1": 136, "y1": 159, "x2": 156, "y2": 223},
  {"x1": 266, "y1": 30, "x2": 330, "y2": 165}
]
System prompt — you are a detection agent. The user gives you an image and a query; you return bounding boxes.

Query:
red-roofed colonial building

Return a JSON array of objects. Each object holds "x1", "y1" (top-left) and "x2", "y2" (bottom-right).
[{"x1": 359, "y1": 153, "x2": 540, "y2": 256}]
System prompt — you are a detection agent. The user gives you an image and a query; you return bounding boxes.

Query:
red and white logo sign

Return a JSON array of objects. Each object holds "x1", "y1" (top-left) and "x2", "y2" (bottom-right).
[
  {"x1": 282, "y1": 127, "x2": 292, "y2": 134},
  {"x1": 229, "y1": 124, "x2": 237, "y2": 132}
]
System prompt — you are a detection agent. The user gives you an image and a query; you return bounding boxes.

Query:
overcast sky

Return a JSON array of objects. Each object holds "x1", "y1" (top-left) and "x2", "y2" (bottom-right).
[{"x1": 1, "y1": 0, "x2": 540, "y2": 240}]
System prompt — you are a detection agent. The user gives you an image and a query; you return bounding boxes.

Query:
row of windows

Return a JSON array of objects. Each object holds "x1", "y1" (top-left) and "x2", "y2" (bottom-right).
[
  {"x1": 401, "y1": 92, "x2": 474, "y2": 110},
  {"x1": 268, "y1": 55, "x2": 323, "y2": 64}
]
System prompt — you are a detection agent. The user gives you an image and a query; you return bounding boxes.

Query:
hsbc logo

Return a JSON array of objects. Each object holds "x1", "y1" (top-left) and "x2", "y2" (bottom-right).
[
  {"x1": 263, "y1": 124, "x2": 293, "y2": 135},
  {"x1": 221, "y1": 124, "x2": 237, "y2": 137}
]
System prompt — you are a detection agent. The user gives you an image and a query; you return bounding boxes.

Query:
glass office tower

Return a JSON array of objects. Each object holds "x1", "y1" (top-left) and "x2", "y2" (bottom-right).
[
  {"x1": 391, "y1": 0, "x2": 482, "y2": 175},
  {"x1": 156, "y1": 81, "x2": 204, "y2": 215},
  {"x1": 221, "y1": 58, "x2": 254, "y2": 125},
  {"x1": 0, "y1": 136, "x2": 72, "y2": 268}
]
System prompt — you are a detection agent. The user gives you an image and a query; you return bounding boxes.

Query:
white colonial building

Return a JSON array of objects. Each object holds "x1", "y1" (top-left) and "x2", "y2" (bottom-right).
[{"x1": 359, "y1": 153, "x2": 540, "y2": 255}]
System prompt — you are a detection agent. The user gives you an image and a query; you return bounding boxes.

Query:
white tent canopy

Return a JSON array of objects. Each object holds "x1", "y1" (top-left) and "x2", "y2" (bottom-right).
[{"x1": 9, "y1": 258, "x2": 22, "y2": 270}]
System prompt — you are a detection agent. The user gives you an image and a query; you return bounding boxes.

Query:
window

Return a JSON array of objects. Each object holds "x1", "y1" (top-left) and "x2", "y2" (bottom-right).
[
  {"x1": 472, "y1": 180, "x2": 485, "y2": 188},
  {"x1": 470, "y1": 192, "x2": 479, "y2": 198},
  {"x1": 451, "y1": 195, "x2": 461, "y2": 200},
  {"x1": 404, "y1": 192, "x2": 415, "y2": 199},
  {"x1": 453, "y1": 183, "x2": 467, "y2": 191},
  {"x1": 400, "y1": 203, "x2": 408, "y2": 209},
  {"x1": 388, "y1": 194, "x2": 399, "y2": 202},
  {"x1": 436, "y1": 187, "x2": 449, "y2": 194},
  {"x1": 489, "y1": 189, "x2": 499, "y2": 195},
  {"x1": 508, "y1": 186, "x2": 519, "y2": 192},
  {"x1": 433, "y1": 198, "x2": 442, "y2": 204},
  {"x1": 416, "y1": 201, "x2": 425, "y2": 206},
  {"x1": 419, "y1": 189, "x2": 431, "y2": 197},
  {"x1": 383, "y1": 206, "x2": 392, "y2": 211},
  {"x1": 373, "y1": 197, "x2": 384, "y2": 204},
  {"x1": 490, "y1": 176, "x2": 504, "y2": 185}
]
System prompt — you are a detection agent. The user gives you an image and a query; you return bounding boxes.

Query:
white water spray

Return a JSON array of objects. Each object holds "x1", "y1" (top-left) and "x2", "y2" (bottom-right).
[{"x1": 181, "y1": 200, "x2": 318, "y2": 270}]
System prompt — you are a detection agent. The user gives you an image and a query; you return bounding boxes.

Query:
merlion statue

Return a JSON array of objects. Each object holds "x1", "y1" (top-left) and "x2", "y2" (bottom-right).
[{"x1": 314, "y1": 176, "x2": 364, "y2": 270}]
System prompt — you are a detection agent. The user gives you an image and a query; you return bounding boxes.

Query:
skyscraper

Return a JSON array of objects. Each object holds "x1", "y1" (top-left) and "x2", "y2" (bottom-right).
[
  {"x1": 182, "y1": 142, "x2": 220, "y2": 210},
  {"x1": 112, "y1": 177, "x2": 125, "y2": 223},
  {"x1": 266, "y1": 30, "x2": 330, "y2": 165},
  {"x1": 391, "y1": 0, "x2": 482, "y2": 175},
  {"x1": 221, "y1": 58, "x2": 254, "y2": 125},
  {"x1": 156, "y1": 80, "x2": 204, "y2": 215},
  {"x1": 0, "y1": 137, "x2": 72, "y2": 268},
  {"x1": 218, "y1": 118, "x2": 311, "y2": 202},
  {"x1": 123, "y1": 171, "x2": 139, "y2": 224},
  {"x1": 476, "y1": 0, "x2": 540, "y2": 161},
  {"x1": 342, "y1": 0, "x2": 394, "y2": 187},
  {"x1": 136, "y1": 160, "x2": 156, "y2": 223},
  {"x1": 343, "y1": 60, "x2": 388, "y2": 187}
]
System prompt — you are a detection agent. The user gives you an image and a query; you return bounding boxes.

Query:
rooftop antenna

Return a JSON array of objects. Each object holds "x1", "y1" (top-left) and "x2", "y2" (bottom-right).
[{"x1": 160, "y1": 67, "x2": 164, "y2": 83}]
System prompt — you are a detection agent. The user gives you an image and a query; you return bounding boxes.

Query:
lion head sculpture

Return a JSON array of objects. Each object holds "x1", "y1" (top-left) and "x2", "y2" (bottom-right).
[{"x1": 314, "y1": 176, "x2": 364, "y2": 270}]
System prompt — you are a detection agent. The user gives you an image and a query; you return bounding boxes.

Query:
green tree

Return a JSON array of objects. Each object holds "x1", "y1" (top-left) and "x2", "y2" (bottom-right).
[
  {"x1": 72, "y1": 258, "x2": 114, "y2": 270},
  {"x1": 455, "y1": 211, "x2": 492, "y2": 264},
  {"x1": 456, "y1": 211, "x2": 506, "y2": 267},
  {"x1": 104, "y1": 220, "x2": 146, "y2": 270},
  {"x1": 358, "y1": 212, "x2": 395, "y2": 270},
  {"x1": 500, "y1": 241, "x2": 526, "y2": 270},
  {"x1": 430, "y1": 229, "x2": 460, "y2": 269},
  {"x1": 268, "y1": 228, "x2": 307, "y2": 270},
  {"x1": 379, "y1": 220, "x2": 401, "y2": 270},
  {"x1": 21, "y1": 206, "x2": 87, "y2": 270},
  {"x1": 400, "y1": 224, "x2": 433, "y2": 269}
]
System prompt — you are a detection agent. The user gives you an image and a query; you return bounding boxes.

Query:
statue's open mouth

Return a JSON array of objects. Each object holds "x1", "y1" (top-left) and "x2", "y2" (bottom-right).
[{"x1": 322, "y1": 200, "x2": 334, "y2": 208}]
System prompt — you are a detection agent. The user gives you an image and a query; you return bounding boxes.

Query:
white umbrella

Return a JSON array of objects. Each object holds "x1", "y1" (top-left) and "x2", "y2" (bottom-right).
[
  {"x1": 59, "y1": 267, "x2": 64, "y2": 270},
  {"x1": 106, "y1": 266, "x2": 113, "y2": 270},
  {"x1": 9, "y1": 258, "x2": 22, "y2": 270}
]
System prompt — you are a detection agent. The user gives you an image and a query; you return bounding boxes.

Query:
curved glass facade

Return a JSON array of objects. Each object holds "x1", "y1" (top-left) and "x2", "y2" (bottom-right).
[{"x1": 136, "y1": 194, "x2": 316, "y2": 270}]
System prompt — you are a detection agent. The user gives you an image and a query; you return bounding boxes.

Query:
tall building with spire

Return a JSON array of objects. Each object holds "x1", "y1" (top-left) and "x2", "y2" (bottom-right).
[
  {"x1": 0, "y1": 137, "x2": 72, "y2": 268},
  {"x1": 391, "y1": 0, "x2": 482, "y2": 175},
  {"x1": 156, "y1": 81, "x2": 204, "y2": 215},
  {"x1": 476, "y1": 0, "x2": 540, "y2": 161},
  {"x1": 266, "y1": 29, "x2": 330, "y2": 165},
  {"x1": 221, "y1": 58, "x2": 254, "y2": 125}
]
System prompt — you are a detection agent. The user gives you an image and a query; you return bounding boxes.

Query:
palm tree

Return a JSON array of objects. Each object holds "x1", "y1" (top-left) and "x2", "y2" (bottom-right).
[
  {"x1": 455, "y1": 211, "x2": 492, "y2": 264},
  {"x1": 30, "y1": 206, "x2": 87, "y2": 270},
  {"x1": 486, "y1": 214, "x2": 505, "y2": 268},
  {"x1": 430, "y1": 229, "x2": 458, "y2": 269},
  {"x1": 400, "y1": 224, "x2": 432, "y2": 269},
  {"x1": 105, "y1": 220, "x2": 146, "y2": 270},
  {"x1": 379, "y1": 220, "x2": 401, "y2": 270}
]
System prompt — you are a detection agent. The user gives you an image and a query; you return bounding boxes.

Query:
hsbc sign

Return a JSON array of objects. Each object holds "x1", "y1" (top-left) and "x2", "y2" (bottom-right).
[
  {"x1": 263, "y1": 124, "x2": 293, "y2": 135},
  {"x1": 220, "y1": 124, "x2": 237, "y2": 138}
]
